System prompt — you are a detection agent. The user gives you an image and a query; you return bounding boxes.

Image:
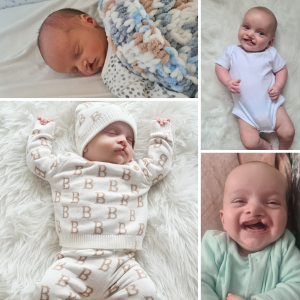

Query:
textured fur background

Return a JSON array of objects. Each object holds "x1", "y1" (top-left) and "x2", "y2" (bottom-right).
[
  {"x1": 201, "y1": 0, "x2": 300, "y2": 149},
  {"x1": 0, "y1": 101, "x2": 198, "y2": 300}
]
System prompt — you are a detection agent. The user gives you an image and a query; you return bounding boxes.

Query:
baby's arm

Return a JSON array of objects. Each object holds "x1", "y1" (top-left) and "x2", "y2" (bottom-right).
[
  {"x1": 268, "y1": 65, "x2": 288, "y2": 100},
  {"x1": 26, "y1": 117, "x2": 67, "y2": 181},
  {"x1": 215, "y1": 64, "x2": 241, "y2": 94},
  {"x1": 201, "y1": 231, "x2": 223, "y2": 300},
  {"x1": 137, "y1": 118, "x2": 173, "y2": 186},
  {"x1": 251, "y1": 230, "x2": 300, "y2": 300}
]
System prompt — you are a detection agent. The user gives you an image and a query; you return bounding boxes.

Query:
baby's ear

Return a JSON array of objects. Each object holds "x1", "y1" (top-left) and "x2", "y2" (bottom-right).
[
  {"x1": 220, "y1": 210, "x2": 224, "y2": 225},
  {"x1": 83, "y1": 145, "x2": 88, "y2": 153},
  {"x1": 267, "y1": 37, "x2": 275, "y2": 47},
  {"x1": 80, "y1": 14, "x2": 98, "y2": 27}
]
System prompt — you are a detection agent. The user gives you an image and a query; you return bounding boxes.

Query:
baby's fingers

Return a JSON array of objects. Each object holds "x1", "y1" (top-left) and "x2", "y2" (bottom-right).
[
  {"x1": 232, "y1": 82, "x2": 240, "y2": 87},
  {"x1": 230, "y1": 87, "x2": 240, "y2": 94}
]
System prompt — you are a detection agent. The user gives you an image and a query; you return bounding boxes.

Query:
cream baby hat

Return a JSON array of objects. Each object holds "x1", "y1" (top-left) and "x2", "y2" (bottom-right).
[{"x1": 74, "y1": 102, "x2": 137, "y2": 156}]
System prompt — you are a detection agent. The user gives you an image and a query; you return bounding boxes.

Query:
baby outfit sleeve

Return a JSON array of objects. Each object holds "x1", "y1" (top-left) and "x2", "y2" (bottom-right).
[
  {"x1": 201, "y1": 230, "x2": 224, "y2": 300},
  {"x1": 216, "y1": 45, "x2": 235, "y2": 70},
  {"x1": 268, "y1": 47, "x2": 286, "y2": 73},
  {"x1": 26, "y1": 120, "x2": 69, "y2": 182},
  {"x1": 252, "y1": 230, "x2": 300, "y2": 300},
  {"x1": 101, "y1": 45, "x2": 188, "y2": 98},
  {"x1": 137, "y1": 120, "x2": 173, "y2": 186}
]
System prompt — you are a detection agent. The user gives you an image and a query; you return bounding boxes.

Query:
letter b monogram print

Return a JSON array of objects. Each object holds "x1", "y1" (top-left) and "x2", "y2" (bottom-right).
[{"x1": 35, "y1": 249, "x2": 161, "y2": 299}]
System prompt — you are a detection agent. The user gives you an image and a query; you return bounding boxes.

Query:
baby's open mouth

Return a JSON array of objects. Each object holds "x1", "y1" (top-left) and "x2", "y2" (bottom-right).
[
  {"x1": 244, "y1": 39, "x2": 255, "y2": 45},
  {"x1": 242, "y1": 221, "x2": 267, "y2": 232}
]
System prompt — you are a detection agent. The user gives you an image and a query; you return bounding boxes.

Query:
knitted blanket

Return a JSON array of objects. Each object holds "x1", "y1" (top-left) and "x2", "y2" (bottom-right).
[{"x1": 98, "y1": 0, "x2": 198, "y2": 97}]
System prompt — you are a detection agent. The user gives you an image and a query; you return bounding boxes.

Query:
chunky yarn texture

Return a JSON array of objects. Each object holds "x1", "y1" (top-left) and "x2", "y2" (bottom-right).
[{"x1": 98, "y1": 0, "x2": 198, "y2": 97}]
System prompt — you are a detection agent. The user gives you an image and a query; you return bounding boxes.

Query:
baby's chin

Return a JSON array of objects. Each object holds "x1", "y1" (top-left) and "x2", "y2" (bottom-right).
[
  {"x1": 237, "y1": 237, "x2": 270, "y2": 255},
  {"x1": 240, "y1": 41, "x2": 267, "y2": 52}
]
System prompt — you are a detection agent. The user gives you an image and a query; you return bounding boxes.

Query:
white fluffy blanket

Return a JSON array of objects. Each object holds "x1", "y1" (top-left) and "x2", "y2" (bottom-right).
[
  {"x1": 0, "y1": 101, "x2": 198, "y2": 300},
  {"x1": 201, "y1": 0, "x2": 300, "y2": 149}
]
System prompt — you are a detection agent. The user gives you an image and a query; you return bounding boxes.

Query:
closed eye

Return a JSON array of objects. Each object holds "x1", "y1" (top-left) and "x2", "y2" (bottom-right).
[
  {"x1": 127, "y1": 138, "x2": 133, "y2": 144},
  {"x1": 267, "y1": 201, "x2": 279, "y2": 205},
  {"x1": 75, "y1": 44, "x2": 81, "y2": 58}
]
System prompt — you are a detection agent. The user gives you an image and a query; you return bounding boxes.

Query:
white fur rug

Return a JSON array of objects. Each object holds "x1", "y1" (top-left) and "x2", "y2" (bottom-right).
[
  {"x1": 201, "y1": 0, "x2": 300, "y2": 149},
  {"x1": 0, "y1": 101, "x2": 198, "y2": 300}
]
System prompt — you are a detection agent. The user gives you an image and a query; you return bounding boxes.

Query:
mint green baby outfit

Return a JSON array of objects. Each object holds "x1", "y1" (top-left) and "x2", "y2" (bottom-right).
[{"x1": 201, "y1": 229, "x2": 300, "y2": 300}]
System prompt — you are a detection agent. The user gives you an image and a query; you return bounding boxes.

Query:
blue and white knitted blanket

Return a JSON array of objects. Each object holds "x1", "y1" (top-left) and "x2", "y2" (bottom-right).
[{"x1": 98, "y1": 0, "x2": 198, "y2": 97}]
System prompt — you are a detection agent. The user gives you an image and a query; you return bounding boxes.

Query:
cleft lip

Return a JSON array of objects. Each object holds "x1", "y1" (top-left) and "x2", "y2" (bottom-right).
[
  {"x1": 115, "y1": 147, "x2": 127, "y2": 155},
  {"x1": 244, "y1": 38, "x2": 255, "y2": 45}
]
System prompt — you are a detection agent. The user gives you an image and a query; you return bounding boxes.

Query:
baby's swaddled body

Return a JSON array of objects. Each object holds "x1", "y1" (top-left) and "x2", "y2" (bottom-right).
[{"x1": 217, "y1": 45, "x2": 286, "y2": 132}]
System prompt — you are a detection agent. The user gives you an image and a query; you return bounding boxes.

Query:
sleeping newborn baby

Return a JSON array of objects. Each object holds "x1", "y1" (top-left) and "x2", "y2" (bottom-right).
[
  {"x1": 38, "y1": 8, "x2": 187, "y2": 98},
  {"x1": 38, "y1": 8, "x2": 108, "y2": 76},
  {"x1": 215, "y1": 7, "x2": 295, "y2": 150},
  {"x1": 27, "y1": 102, "x2": 173, "y2": 299}
]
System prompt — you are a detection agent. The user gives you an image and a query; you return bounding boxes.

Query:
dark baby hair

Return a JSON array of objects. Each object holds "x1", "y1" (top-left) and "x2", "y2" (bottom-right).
[{"x1": 38, "y1": 8, "x2": 87, "y2": 56}]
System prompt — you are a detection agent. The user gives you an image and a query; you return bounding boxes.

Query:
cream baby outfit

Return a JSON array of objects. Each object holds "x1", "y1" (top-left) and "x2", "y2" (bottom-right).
[
  {"x1": 27, "y1": 103, "x2": 173, "y2": 299},
  {"x1": 216, "y1": 45, "x2": 286, "y2": 132}
]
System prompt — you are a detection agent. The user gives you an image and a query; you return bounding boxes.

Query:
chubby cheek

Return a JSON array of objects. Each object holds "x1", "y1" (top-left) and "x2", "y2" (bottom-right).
[
  {"x1": 273, "y1": 211, "x2": 287, "y2": 235},
  {"x1": 222, "y1": 209, "x2": 239, "y2": 232}
]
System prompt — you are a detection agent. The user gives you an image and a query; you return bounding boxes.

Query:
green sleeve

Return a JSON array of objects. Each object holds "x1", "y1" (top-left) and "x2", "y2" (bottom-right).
[{"x1": 201, "y1": 230, "x2": 223, "y2": 300}]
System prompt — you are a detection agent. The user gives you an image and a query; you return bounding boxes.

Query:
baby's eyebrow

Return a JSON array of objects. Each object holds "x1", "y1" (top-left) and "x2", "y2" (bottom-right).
[{"x1": 227, "y1": 188, "x2": 247, "y2": 195}]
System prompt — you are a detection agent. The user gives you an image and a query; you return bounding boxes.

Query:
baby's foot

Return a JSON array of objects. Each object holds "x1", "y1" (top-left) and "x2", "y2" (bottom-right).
[{"x1": 226, "y1": 293, "x2": 246, "y2": 300}]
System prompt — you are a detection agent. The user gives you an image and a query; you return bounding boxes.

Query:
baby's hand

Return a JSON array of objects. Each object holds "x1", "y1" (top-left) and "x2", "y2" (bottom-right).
[
  {"x1": 155, "y1": 117, "x2": 170, "y2": 126},
  {"x1": 226, "y1": 79, "x2": 241, "y2": 94},
  {"x1": 37, "y1": 116, "x2": 53, "y2": 125},
  {"x1": 268, "y1": 85, "x2": 280, "y2": 100},
  {"x1": 226, "y1": 293, "x2": 246, "y2": 300}
]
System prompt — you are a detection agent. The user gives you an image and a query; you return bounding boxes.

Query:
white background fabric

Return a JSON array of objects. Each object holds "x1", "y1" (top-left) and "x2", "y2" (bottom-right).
[{"x1": 0, "y1": 0, "x2": 115, "y2": 97}]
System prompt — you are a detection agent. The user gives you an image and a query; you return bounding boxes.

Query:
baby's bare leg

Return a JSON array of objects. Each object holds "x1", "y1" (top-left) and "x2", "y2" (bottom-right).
[
  {"x1": 238, "y1": 118, "x2": 271, "y2": 150},
  {"x1": 226, "y1": 293, "x2": 246, "y2": 300},
  {"x1": 274, "y1": 106, "x2": 295, "y2": 150}
]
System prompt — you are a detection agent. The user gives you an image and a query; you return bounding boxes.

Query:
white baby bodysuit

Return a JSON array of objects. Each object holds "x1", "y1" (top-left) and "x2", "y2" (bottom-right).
[{"x1": 216, "y1": 45, "x2": 286, "y2": 132}]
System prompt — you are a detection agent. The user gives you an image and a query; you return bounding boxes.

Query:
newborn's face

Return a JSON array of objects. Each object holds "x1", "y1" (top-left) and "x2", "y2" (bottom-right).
[
  {"x1": 83, "y1": 122, "x2": 134, "y2": 164},
  {"x1": 41, "y1": 15, "x2": 108, "y2": 75},
  {"x1": 238, "y1": 9, "x2": 274, "y2": 52},
  {"x1": 220, "y1": 163, "x2": 287, "y2": 257}
]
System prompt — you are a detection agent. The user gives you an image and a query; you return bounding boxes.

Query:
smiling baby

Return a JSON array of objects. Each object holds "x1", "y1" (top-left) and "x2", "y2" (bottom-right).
[
  {"x1": 215, "y1": 7, "x2": 295, "y2": 150},
  {"x1": 201, "y1": 162, "x2": 300, "y2": 300}
]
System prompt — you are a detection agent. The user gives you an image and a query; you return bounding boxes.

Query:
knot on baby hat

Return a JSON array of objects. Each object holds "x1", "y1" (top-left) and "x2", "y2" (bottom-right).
[{"x1": 75, "y1": 102, "x2": 137, "y2": 156}]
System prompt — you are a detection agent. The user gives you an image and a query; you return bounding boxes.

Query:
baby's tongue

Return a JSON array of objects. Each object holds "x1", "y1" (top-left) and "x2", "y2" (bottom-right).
[{"x1": 246, "y1": 222, "x2": 264, "y2": 230}]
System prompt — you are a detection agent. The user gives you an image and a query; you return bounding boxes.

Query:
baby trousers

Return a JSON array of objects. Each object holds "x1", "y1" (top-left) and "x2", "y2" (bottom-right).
[{"x1": 34, "y1": 248, "x2": 161, "y2": 300}]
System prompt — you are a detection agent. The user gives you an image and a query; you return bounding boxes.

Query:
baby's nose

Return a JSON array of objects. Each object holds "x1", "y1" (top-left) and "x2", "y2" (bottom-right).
[
  {"x1": 248, "y1": 203, "x2": 264, "y2": 215},
  {"x1": 118, "y1": 136, "x2": 127, "y2": 144}
]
